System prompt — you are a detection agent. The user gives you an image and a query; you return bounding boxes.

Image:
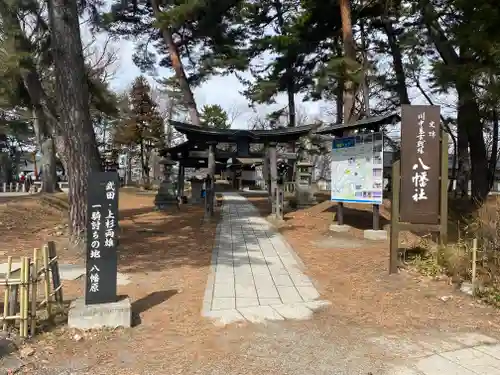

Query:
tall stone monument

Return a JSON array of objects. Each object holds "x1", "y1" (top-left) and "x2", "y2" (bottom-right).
[
  {"x1": 68, "y1": 172, "x2": 131, "y2": 330},
  {"x1": 154, "y1": 155, "x2": 178, "y2": 209}
]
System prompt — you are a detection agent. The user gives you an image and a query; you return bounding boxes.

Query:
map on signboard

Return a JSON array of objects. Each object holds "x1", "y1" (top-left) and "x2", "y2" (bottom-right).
[{"x1": 330, "y1": 133, "x2": 384, "y2": 204}]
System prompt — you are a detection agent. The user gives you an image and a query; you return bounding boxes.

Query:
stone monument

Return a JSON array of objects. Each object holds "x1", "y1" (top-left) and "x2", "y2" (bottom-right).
[
  {"x1": 154, "y1": 155, "x2": 178, "y2": 209},
  {"x1": 295, "y1": 162, "x2": 316, "y2": 207},
  {"x1": 68, "y1": 172, "x2": 132, "y2": 330}
]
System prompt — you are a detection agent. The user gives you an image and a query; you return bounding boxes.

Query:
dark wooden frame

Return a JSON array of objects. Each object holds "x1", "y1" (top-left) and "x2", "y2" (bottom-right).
[{"x1": 389, "y1": 130, "x2": 449, "y2": 274}]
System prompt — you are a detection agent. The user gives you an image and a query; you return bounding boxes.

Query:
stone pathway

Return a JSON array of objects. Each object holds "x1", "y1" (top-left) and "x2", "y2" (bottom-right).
[
  {"x1": 380, "y1": 332, "x2": 500, "y2": 374},
  {"x1": 202, "y1": 192, "x2": 329, "y2": 325}
]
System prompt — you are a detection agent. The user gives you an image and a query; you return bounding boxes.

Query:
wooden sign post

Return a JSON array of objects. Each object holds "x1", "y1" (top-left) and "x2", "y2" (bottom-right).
[
  {"x1": 389, "y1": 105, "x2": 448, "y2": 274},
  {"x1": 85, "y1": 172, "x2": 120, "y2": 304}
]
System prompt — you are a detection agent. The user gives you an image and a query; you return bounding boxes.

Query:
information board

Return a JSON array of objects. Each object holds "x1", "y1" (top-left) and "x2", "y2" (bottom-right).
[
  {"x1": 85, "y1": 172, "x2": 119, "y2": 305},
  {"x1": 331, "y1": 132, "x2": 384, "y2": 204}
]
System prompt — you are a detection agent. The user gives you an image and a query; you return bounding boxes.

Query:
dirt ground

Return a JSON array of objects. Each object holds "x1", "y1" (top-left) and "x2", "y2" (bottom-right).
[
  {"x1": 0, "y1": 190, "x2": 499, "y2": 374},
  {"x1": 0, "y1": 193, "x2": 71, "y2": 261},
  {"x1": 0, "y1": 192, "x2": 224, "y2": 374}
]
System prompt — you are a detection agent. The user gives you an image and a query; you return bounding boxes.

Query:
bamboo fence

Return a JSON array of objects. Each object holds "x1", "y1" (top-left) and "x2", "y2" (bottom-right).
[{"x1": 0, "y1": 242, "x2": 63, "y2": 338}]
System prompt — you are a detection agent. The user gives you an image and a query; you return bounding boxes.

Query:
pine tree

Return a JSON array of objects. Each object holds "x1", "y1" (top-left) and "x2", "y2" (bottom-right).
[
  {"x1": 47, "y1": 0, "x2": 103, "y2": 248},
  {"x1": 200, "y1": 104, "x2": 230, "y2": 129},
  {"x1": 102, "y1": 0, "x2": 247, "y2": 125},
  {"x1": 114, "y1": 76, "x2": 165, "y2": 187}
]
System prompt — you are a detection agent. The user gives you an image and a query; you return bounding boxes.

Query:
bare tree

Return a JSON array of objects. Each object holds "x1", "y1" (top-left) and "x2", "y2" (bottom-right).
[{"x1": 83, "y1": 35, "x2": 119, "y2": 82}]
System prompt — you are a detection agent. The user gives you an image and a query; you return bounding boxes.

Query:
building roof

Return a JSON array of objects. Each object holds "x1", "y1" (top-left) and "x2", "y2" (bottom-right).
[
  {"x1": 170, "y1": 121, "x2": 316, "y2": 143},
  {"x1": 161, "y1": 140, "x2": 296, "y2": 164},
  {"x1": 315, "y1": 113, "x2": 400, "y2": 135}
]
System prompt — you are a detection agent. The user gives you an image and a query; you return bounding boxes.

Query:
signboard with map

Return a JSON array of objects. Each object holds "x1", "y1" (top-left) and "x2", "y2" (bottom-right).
[{"x1": 330, "y1": 132, "x2": 384, "y2": 204}]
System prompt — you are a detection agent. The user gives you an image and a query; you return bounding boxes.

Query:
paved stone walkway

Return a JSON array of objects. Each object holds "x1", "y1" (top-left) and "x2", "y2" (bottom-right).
[
  {"x1": 202, "y1": 192, "x2": 329, "y2": 325},
  {"x1": 381, "y1": 332, "x2": 500, "y2": 374}
]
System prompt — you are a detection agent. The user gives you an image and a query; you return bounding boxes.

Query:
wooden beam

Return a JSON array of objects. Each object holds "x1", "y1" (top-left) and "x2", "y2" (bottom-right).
[{"x1": 187, "y1": 150, "x2": 297, "y2": 159}]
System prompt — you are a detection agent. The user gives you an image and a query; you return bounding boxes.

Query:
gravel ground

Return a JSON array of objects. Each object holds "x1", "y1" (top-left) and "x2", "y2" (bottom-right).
[
  {"x1": 12, "y1": 319, "x2": 498, "y2": 375},
  {"x1": 3, "y1": 320, "x2": 396, "y2": 374}
]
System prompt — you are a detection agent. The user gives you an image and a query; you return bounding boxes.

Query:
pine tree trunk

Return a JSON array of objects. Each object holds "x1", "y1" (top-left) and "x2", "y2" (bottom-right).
[
  {"x1": 382, "y1": 19, "x2": 410, "y2": 105},
  {"x1": 339, "y1": 0, "x2": 357, "y2": 123},
  {"x1": 143, "y1": 154, "x2": 151, "y2": 186},
  {"x1": 150, "y1": 0, "x2": 201, "y2": 126},
  {"x1": 489, "y1": 108, "x2": 499, "y2": 189},
  {"x1": 31, "y1": 108, "x2": 59, "y2": 193},
  {"x1": 140, "y1": 142, "x2": 149, "y2": 186},
  {"x1": 40, "y1": 138, "x2": 59, "y2": 192},
  {"x1": 334, "y1": 37, "x2": 344, "y2": 124},
  {"x1": 273, "y1": 0, "x2": 296, "y2": 129},
  {"x1": 456, "y1": 99, "x2": 470, "y2": 197},
  {"x1": 456, "y1": 81, "x2": 489, "y2": 203},
  {"x1": 468, "y1": 120, "x2": 489, "y2": 203},
  {"x1": 47, "y1": 0, "x2": 102, "y2": 251}
]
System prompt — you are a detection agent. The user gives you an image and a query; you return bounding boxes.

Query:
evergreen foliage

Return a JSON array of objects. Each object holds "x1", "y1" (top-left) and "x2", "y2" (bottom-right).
[{"x1": 113, "y1": 76, "x2": 165, "y2": 184}]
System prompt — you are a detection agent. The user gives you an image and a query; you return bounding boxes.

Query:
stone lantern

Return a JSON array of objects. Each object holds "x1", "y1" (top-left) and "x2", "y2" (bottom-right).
[
  {"x1": 295, "y1": 161, "x2": 316, "y2": 207},
  {"x1": 154, "y1": 154, "x2": 178, "y2": 209}
]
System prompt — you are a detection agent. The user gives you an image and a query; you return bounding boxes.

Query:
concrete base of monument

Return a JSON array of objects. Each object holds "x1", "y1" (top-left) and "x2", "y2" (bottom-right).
[
  {"x1": 329, "y1": 224, "x2": 351, "y2": 233},
  {"x1": 296, "y1": 198, "x2": 317, "y2": 209},
  {"x1": 295, "y1": 190, "x2": 317, "y2": 208},
  {"x1": 68, "y1": 296, "x2": 132, "y2": 330},
  {"x1": 154, "y1": 195, "x2": 180, "y2": 210},
  {"x1": 363, "y1": 229, "x2": 388, "y2": 241}
]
